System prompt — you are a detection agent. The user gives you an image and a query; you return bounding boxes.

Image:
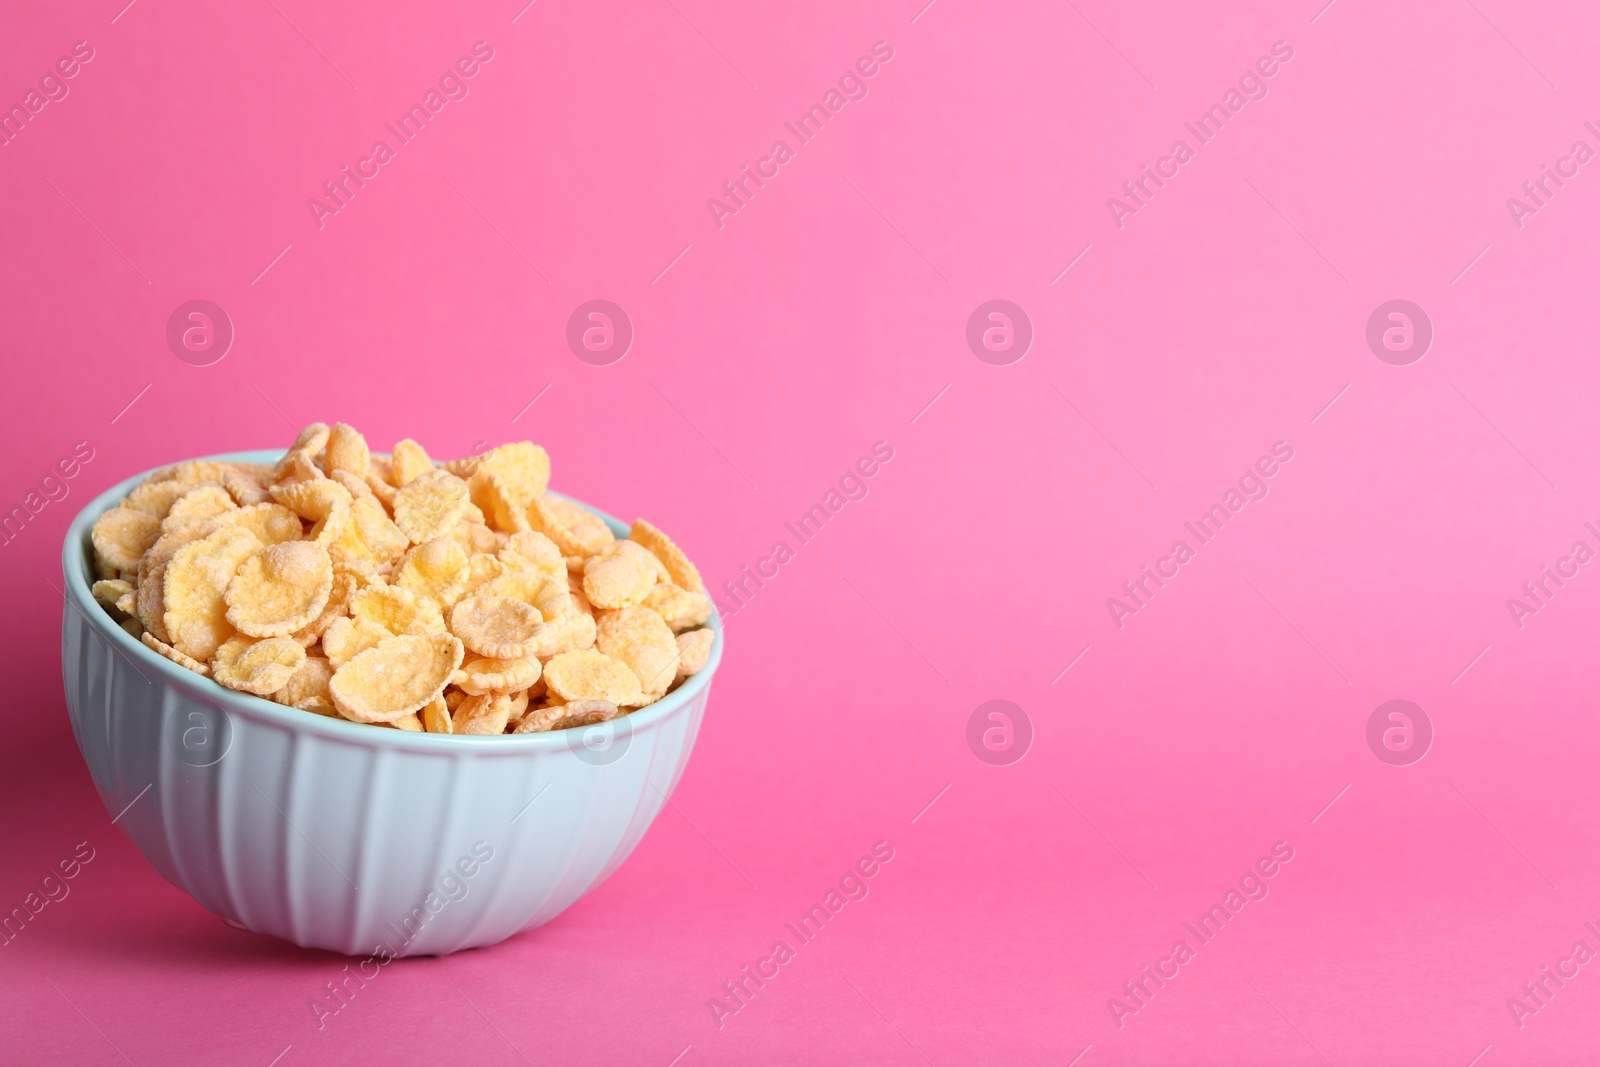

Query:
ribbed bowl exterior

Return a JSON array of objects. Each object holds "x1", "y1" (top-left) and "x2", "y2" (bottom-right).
[{"x1": 61, "y1": 453, "x2": 719, "y2": 957}]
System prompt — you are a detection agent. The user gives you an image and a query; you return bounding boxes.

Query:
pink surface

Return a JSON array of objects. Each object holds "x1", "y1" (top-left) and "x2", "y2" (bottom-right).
[{"x1": 2, "y1": 0, "x2": 1598, "y2": 1062}]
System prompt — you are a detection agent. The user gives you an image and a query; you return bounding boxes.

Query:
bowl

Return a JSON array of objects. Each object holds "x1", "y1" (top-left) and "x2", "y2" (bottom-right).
[{"x1": 60, "y1": 450, "x2": 722, "y2": 957}]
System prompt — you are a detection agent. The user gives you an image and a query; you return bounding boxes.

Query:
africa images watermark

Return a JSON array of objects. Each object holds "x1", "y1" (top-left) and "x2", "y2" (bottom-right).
[
  {"x1": 0, "y1": 40, "x2": 96, "y2": 149},
  {"x1": 1108, "y1": 840, "x2": 1297, "y2": 1029},
  {"x1": 706, "y1": 841, "x2": 896, "y2": 1030},
  {"x1": 0, "y1": 841, "x2": 97, "y2": 948},
  {"x1": 306, "y1": 841, "x2": 495, "y2": 1031},
  {"x1": 714, "y1": 440, "x2": 895, "y2": 617},
  {"x1": 306, "y1": 41, "x2": 496, "y2": 230},
  {"x1": 1505, "y1": 120, "x2": 1600, "y2": 230},
  {"x1": 1106, "y1": 440, "x2": 1295, "y2": 628},
  {"x1": 0, "y1": 440, "x2": 96, "y2": 548},
  {"x1": 705, "y1": 41, "x2": 897, "y2": 230},
  {"x1": 1505, "y1": 920, "x2": 1600, "y2": 1030},
  {"x1": 1105, "y1": 40, "x2": 1296, "y2": 229},
  {"x1": 1505, "y1": 521, "x2": 1600, "y2": 629}
]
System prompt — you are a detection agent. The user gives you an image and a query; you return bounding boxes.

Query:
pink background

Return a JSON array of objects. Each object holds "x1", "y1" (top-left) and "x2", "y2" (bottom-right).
[{"x1": 3, "y1": 0, "x2": 1599, "y2": 1062}]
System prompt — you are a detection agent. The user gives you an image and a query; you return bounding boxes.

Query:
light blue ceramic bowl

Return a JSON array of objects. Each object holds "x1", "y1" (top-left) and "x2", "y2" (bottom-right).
[{"x1": 61, "y1": 451, "x2": 721, "y2": 957}]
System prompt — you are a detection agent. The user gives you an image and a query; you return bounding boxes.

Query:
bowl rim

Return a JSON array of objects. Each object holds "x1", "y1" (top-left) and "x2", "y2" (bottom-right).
[{"x1": 62, "y1": 448, "x2": 723, "y2": 751}]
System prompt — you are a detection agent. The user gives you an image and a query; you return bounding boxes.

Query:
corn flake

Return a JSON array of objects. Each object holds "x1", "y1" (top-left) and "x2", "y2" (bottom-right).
[
  {"x1": 350, "y1": 583, "x2": 445, "y2": 636},
  {"x1": 124, "y1": 480, "x2": 187, "y2": 519},
  {"x1": 160, "y1": 485, "x2": 235, "y2": 535},
  {"x1": 290, "y1": 571, "x2": 356, "y2": 647},
  {"x1": 275, "y1": 655, "x2": 336, "y2": 714},
  {"x1": 554, "y1": 699, "x2": 621, "y2": 729},
  {"x1": 480, "y1": 442, "x2": 550, "y2": 505},
  {"x1": 535, "y1": 608, "x2": 596, "y2": 659},
  {"x1": 136, "y1": 558, "x2": 171, "y2": 643},
  {"x1": 92, "y1": 507, "x2": 163, "y2": 572},
  {"x1": 644, "y1": 581, "x2": 713, "y2": 632},
  {"x1": 283, "y1": 450, "x2": 329, "y2": 488},
  {"x1": 364, "y1": 469, "x2": 397, "y2": 508},
  {"x1": 512, "y1": 703, "x2": 567, "y2": 733},
  {"x1": 481, "y1": 570, "x2": 547, "y2": 608},
  {"x1": 595, "y1": 606, "x2": 680, "y2": 698},
  {"x1": 498, "y1": 531, "x2": 565, "y2": 580},
  {"x1": 420, "y1": 695, "x2": 451, "y2": 733},
  {"x1": 330, "y1": 632, "x2": 462, "y2": 723},
  {"x1": 221, "y1": 467, "x2": 271, "y2": 507},
  {"x1": 582, "y1": 540, "x2": 660, "y2": 610},
  {"x1": 453, "y1": 691, "x2": 515, "y2": 735},
  {"x1": 271, "y1": 424, "x2": 329, "y2": 480},
  {"x1": 334, "y1": 558, "x2": 383, "y2": 589},
  {"x1": 331, "y1": 469, "x2": 379, "y2": 506},
  {"x1": 218, "y1": 502, "x2": 303, "y2": 546},
  {"x1": 629, "y1": 519, "x2": 704, "y2": 593},
  {"x1": 271, "y1": 477, "x2": 351, "y2": 523},
  {"x1": 162, "y1": 460, "x2": 236, "y2": 488},
  {"x1": 350, "y1": 499, "x2": 409, "y2": 560},
  {"x1": 92, "y1": 579, "x2": 135, "y2": 619},
  {"x1": 517, "y1": 698, "x2": 618, "y2": 733},
  {"x1": 390, "y1": 439, "x2": 433, "y2": 487},
  {"x1": 448, "y1": 595, "x2": 542, "y2": 659},
  {"x1": 448, "y1": 520, "x2": 500, "y2": 558},
  {"x1": 141, "y1": 631, "x2": 210, "y2": 675},
  {"x1": 548, "y1": 497, "x2": 614, "y2": 555},
  {"x1": 524, "y1": 495, "x2": 587, "y2": 556},
  {"x1": 395, "y1": 537, "x2": 470, "y2": 608},
  {"x1": 225, "y1": 540, "x2": 334, "y2": 638},
  {"x1": 136, "y1": 520, "x2": 219, "y2": 643},
  {"x1": 212, "y1": 635, "x2": 305, "y2": 695},
  {"x1": 332, "y1": 497, "x2": 408, "y2": 567},
  {"x1": 393, "y1": 469, "x2": 468, "y2": 544},
  {"x1": 324, "y1": 422, "x2": 371, "y2": 479},
  {"x1": 461, "y1": 553, "x2": 506, "y2": 597},
  {"x1": 163, "y1": 525, "x2": 262, "y2": 662},
  {"x1": 543, "y1": 648, "x2": 642, "y2": 705},
  {"x1": 322, "y1": 614, "x2": 394, "y2": 668},
  {"x1": 676, "y1": 628, "x2": 714, "y2": 680},
  {"x1": 454, "y1": 652, "x2": 542, "y2": 695}
]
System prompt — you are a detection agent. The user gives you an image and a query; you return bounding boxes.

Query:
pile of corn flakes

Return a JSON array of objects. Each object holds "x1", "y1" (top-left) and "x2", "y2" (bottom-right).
[{"x1": 89, "y1": 423, "x2": 714, "y2": 735}]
